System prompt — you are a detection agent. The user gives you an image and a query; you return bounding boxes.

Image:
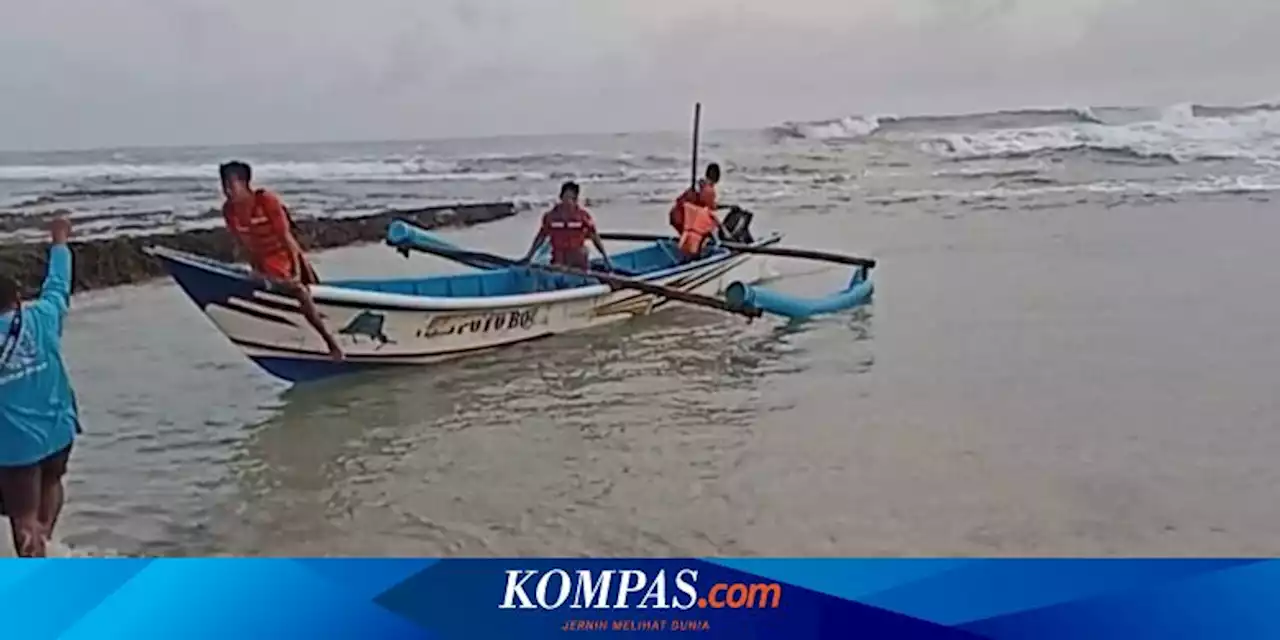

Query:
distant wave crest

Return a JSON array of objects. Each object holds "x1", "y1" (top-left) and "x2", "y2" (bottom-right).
[
  {"x1": 770, "y1": 102, "x2": 1280, "y2": 165},
  {"x1": 770, "y1": 115, "x2": 896, "y2": 141},
  {"x1": 0, "y1": 150, "x2": 688, "y2": 185},
  {"x1": 769, "y1": 106, "x2": 1107, "y2": 141}
]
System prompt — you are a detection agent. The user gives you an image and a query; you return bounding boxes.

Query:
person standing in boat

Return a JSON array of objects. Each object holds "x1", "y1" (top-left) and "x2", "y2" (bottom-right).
[
  {"x1": 0, "y1": 215, "x2": 81, "y2": 557},
  {"x1": 670, "y1": 163, "x2": 732, "y2": 260},
  {"x1": 520, "y1": 181, "x2": 614, "y2": 271},
  {"x1": 218, "y1": 161, "x2": 345, "y2": 361},
  {"x1": 669, "y1": 162, "x2": 721, "y2": 234}
]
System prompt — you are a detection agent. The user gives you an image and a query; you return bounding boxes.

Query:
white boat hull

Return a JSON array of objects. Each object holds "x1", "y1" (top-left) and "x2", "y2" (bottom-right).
[{"x1": 148, "y1": 240, "x2": 777, "y2": 383}]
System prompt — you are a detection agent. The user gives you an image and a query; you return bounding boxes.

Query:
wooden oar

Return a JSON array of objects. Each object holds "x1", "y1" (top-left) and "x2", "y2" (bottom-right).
[
  {"x1": 599, "y1": 231, "x2": 878, "y2": 269},
  {"x1": 407, "y1": 245, "x2": 762, "y2": 319}
]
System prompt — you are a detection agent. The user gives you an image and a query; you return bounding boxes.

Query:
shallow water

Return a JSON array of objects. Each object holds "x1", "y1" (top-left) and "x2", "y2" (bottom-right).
[{"x1": 44, "y1": 196, "x2": 1280, "y2": 556}]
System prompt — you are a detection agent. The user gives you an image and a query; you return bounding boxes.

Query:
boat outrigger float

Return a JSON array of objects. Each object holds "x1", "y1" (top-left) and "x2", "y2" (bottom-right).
[{"x1": 144, "y1": 213, "x2": 876, "y2": 384}]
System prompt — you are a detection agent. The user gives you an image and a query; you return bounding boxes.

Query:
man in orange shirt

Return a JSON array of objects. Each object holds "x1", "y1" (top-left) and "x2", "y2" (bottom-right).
[
  {"x1": 219, "y1": 161, "x2": 344, "y2": 361},
  {"x1": 669, "y1": 163, "x2": 721, "y2": 234},
  {"x1": 520, "y1": 181, "x2": 613, "y2": 271}
]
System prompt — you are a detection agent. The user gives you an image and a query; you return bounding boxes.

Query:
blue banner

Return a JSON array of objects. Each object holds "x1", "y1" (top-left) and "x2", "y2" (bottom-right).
[{"x1": 4, "y1": 558, "x2": 1279, "y2": 639}]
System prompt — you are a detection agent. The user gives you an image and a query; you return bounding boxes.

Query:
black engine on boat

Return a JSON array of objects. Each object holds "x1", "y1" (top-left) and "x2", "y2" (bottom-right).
[{"x1": 720, "y1": 207, "x2": 755, "y2": 244}]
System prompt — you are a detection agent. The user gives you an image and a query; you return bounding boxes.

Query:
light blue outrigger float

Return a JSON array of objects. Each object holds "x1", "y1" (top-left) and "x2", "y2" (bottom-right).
[
  {"x1": 725, "y1": 266, "x2": 874, "y2": 320},
  {"x1": 596, "y1": 226, "x2": 878, "y2": 321},
  {"x1": 384, "y1": 220, "x2": 553, "y2": 267}
]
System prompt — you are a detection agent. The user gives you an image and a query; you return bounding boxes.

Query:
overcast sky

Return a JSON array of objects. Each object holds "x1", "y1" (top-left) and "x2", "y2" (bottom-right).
[{"x1": 2, "y1": 0, "x2": 1278, "y2": 150}]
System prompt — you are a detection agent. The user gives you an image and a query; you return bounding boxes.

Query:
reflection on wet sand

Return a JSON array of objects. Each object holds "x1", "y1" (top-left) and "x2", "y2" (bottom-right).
[{"x1": 216, "y1": 307, "x2": 875, "y2": 556}]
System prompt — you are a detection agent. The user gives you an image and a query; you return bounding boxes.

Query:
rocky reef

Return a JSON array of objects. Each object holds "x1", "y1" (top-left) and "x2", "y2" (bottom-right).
[{"x1": 0, "y1": 202, "x2": 518, "y2": 294}]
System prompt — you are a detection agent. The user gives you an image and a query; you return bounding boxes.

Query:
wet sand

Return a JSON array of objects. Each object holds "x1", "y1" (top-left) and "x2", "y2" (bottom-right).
[{"x1": 36, "y1": 197, "x2": 1280, "y2": 556}]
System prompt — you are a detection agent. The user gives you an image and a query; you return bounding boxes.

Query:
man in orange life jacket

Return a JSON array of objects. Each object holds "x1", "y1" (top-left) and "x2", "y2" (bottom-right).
[
  {"x1": 219, "y1": 161, "x2": 345, "y2": 361},
  {"x1": 520, "y1": 181, "x2": 613, "y2": 271},
  {"x1": 676, "y1": 202, "x2": 726, "y2": 260},
  {"x1": 669, "y1": 163, "x2": 721, "y2": 234},
  {"x1": 671, "y1": 163, "x2": 730, "y2": 260}
]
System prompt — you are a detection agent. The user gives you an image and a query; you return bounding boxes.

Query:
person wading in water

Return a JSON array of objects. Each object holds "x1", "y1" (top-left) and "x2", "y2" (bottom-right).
[
  {"x1": 0, "y1": 215, "x2": 81, "y2": 557},
  {"x1": 520, "y1": 181, "x2": 614, "y2": 271},
  {"x1": 219, "y1": 161, "x2": 344, "y2": 361}
]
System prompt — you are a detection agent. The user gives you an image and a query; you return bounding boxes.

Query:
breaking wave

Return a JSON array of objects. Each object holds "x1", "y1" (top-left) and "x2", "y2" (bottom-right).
[
  {"x1": 0, "y1": 150, "x2": 688, "y2": 184},
  {"x1": 771, "y1": 102, "x2": 1280, "y2": 165},
  {"x1": 769, "y1": 107, "x2": 1106, "y2": 141},
  {"x1": 771, "y1": 115, "x2": 893, "y2": 141}
]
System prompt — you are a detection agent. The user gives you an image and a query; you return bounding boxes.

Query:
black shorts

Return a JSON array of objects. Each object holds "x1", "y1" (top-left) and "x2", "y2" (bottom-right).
[{"x1": 0, "y1": 443, "x2": 73, "y2": 518}]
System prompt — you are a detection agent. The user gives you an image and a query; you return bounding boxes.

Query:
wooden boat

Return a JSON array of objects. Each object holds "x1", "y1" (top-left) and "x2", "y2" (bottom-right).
[
  {"x1": 144, "y1": 230, "x2": 781, "y2": 384},
  {"x1": 147, "y1": 104, "x2": 881, "y2": 385}
]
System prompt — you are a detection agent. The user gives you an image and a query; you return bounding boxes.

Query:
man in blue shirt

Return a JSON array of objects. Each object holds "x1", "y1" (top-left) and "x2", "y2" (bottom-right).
[{"x1": 0, "y1": 216, "x2": 79, "y2": 557}]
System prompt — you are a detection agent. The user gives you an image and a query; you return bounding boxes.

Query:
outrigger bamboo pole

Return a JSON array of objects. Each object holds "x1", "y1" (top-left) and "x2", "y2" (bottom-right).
[
  {"x1": 598, "y1": 232, "x2": 878, "y2": 270},
  {"x1": 397, "y1": 243, "x2": 763, "y2": 320}
]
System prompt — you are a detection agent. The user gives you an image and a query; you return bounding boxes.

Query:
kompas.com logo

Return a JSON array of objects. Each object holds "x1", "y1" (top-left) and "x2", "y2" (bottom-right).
[{"x1": 498, "y1": 568, "x2": 782, "y2": 610}]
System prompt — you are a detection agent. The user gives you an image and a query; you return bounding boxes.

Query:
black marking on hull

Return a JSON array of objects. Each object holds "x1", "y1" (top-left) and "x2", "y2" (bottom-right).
[
  {"x1": 228, "y1": 334, "x2": 553, "y2": 361},
  {"x1": 215, "y1": 299, "x2": 300, "y2": 327}
]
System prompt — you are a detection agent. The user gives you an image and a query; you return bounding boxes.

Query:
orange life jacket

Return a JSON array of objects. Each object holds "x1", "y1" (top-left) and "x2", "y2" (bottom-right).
[
  {"x1": 677, "y1": 203, "x2": 719, "y2": 258},
  {"x1": 669, "y1": 180, "x2": 717, "y2": 233},
  {"x1": 542, "y1": 203, "x2": 595, "y2": 267}
]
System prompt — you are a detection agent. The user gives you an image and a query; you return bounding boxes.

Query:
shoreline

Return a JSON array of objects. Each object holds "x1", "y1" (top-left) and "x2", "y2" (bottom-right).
[{"x1": 0, "y1": 202, "x2": 519, "y2": 294}]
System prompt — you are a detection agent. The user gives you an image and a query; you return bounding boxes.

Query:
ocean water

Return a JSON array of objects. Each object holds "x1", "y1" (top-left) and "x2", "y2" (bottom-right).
[
  {"x1": 6, "y1": 101, "x2": 1280, "y2": 242},
  {"x1": 6, "y1": 102, "x2": 1280, "y2": 556}
]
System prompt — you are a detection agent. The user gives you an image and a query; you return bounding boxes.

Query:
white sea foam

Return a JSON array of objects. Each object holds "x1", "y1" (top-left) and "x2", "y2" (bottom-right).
[
  {"x1": 773, "y1": 115, "x2": 893, "y2": 141},
  {"x1": 0, "y1": 150, "x2": 662, "y2": 184},
  {"x1": 775, "y1": 103, "x2": 1280, "y2": 166},
  {"x1": 920, "y1": 107, "x2": 1280, "y2": 164}
]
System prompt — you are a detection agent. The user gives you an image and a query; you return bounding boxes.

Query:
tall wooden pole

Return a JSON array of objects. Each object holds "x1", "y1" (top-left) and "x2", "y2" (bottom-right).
[{"x1": 690, "y1": 102, "x2": 702, "y2": 190}]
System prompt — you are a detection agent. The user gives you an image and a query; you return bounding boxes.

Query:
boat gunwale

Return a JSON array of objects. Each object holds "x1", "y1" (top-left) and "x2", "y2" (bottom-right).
[{"x1": 144, "y1": 232, "x2": 781, "y2": 312}]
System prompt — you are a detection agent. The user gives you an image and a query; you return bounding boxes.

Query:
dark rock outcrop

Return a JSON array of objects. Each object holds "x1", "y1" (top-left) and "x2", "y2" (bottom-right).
[{"x1": 0, "y1": 202, "x2": 518, "y2": 294}]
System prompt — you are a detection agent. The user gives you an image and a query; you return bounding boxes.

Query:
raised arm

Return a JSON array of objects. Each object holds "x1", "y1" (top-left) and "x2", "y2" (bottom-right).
[{"x1": 29, "y1": 217, "x2": 73, "y2": 332}]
